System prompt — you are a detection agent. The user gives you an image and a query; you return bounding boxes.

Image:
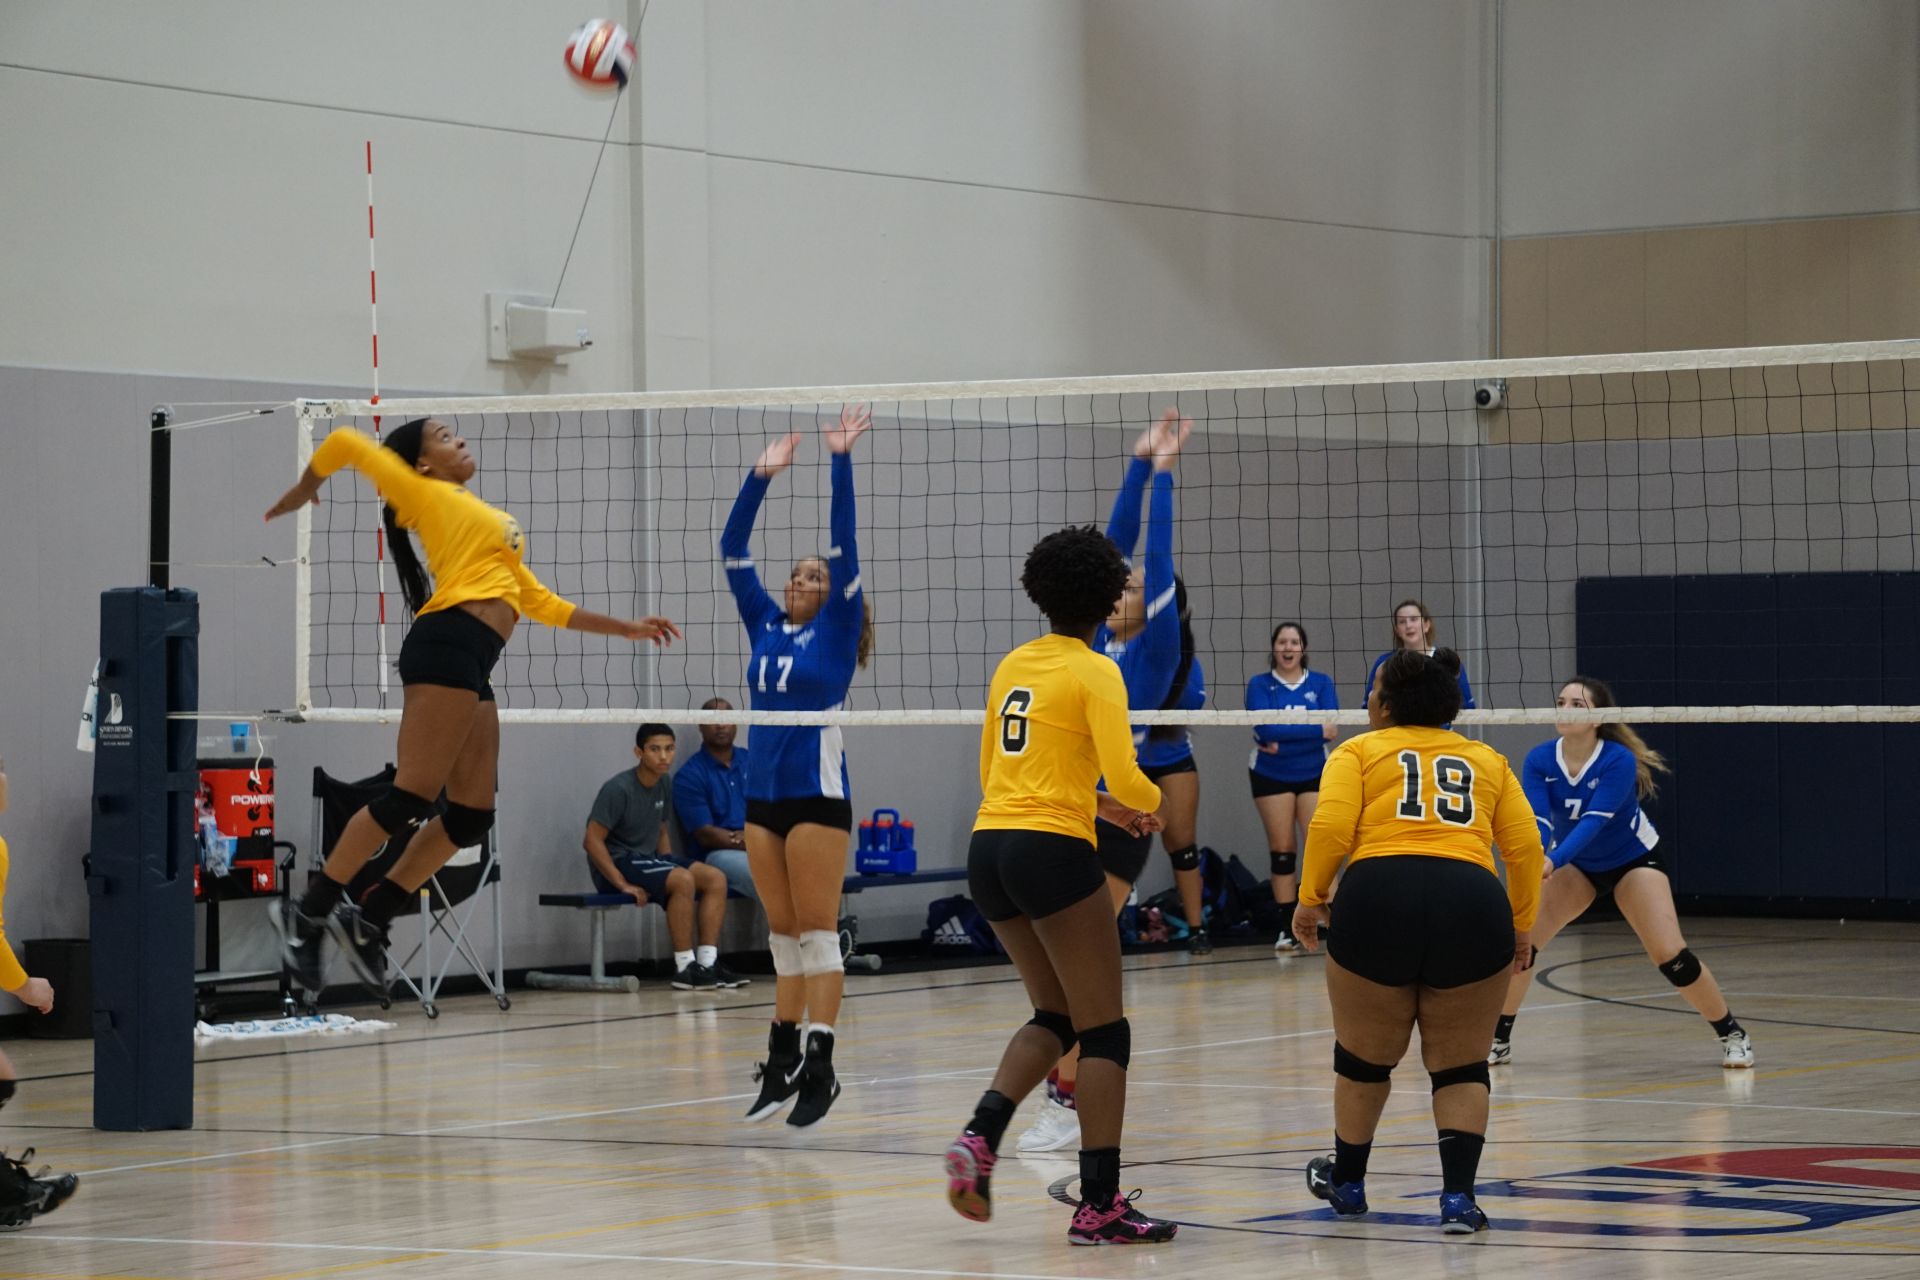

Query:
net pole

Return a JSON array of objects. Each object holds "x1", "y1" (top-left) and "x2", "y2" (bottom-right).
[{"x1": 365, "y1": 139, "x2": 392, "y2": 710}]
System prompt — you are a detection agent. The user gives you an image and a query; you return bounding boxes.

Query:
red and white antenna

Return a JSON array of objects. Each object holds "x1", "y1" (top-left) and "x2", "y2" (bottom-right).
[{"x1": 366, "y1": 139, "x2": 392, "y2": 707}]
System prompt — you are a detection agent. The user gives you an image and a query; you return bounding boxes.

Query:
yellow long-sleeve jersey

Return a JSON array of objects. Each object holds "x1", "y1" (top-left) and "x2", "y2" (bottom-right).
[
  {"x1": 1301, "y1": 726, "x2": 1544, "y2": 931},
  {"x1": 311, "y1": 429, "x2": 576, "y2": 628},
  {"x1": 0, "y1": 837, "x2": 31, "y2": 991},
  {"x1": 975, "y1": 633, "x2": 1162, "y2": 845}
]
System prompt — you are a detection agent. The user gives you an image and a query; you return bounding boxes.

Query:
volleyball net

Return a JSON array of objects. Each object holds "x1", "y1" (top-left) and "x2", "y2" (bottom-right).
[{"x1": 290, "y1": 338, "x2": 1920, "y2": 727}]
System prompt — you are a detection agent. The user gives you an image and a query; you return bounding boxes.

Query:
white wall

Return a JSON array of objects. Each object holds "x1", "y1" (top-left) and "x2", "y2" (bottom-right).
[
  {"x1": 0, "y1": 1, "x2": 642, "y2": 393},
  {"x1": 639, "y1": 0, "x2": 1493, "y2": 389},
  {"x1": 1501, "y1": 0, "x2": 1920, "y2": 236}
]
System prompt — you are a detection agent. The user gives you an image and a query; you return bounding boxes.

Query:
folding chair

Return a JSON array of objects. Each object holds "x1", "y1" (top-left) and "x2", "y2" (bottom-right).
[{"x1": 308, "y1": 765, "x2": 510, "y2": 1019}]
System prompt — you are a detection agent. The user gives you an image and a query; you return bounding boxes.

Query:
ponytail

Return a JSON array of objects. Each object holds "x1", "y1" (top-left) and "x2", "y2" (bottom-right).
[
  {"x1": 856, "y1": 596, "x2": 874, "y2": 669},
  {"x1": 383, "y1": 504, "x2": 431, "y2": 615},
  {"x1": 1568, "y1": 674, "x2": 1670, "y2": 799},
  {"x1": 380, "y1": 418, "x2": 434, "y2": 616}
]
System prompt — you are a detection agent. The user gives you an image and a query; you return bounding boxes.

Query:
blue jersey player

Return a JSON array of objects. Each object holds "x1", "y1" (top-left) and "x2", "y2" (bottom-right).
[
  {"x1": 1245, "y1": 622, "x2": 1339, "y2": 952},
  {"x1": 1362, "y1": 599, "x2": 1475, "y2": 714},
  {"x1": 1491, "y1": 676, "x2": 1752, "y2": 1071},
  {"x1": 722, "y1": 405, "x2": 876, "y2": 1128}
]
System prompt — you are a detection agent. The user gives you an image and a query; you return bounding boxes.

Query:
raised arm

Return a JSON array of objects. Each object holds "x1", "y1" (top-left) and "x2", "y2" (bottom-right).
[
  {"x1": 720, "y1": 439, "x2": 792, "y2": 635},
  {"x1": 1105, "y1": 456, "x2": 1152, "y2": 559},
  {"x1": 270, "y1": 428, "x2": 437, "y2": 525},
  {"x1": 820, "y1": 405, "x2": 870, "y2": 625}
]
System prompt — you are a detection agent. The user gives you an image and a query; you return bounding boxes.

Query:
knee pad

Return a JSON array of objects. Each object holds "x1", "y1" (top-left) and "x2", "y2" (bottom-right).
[
  {"x1": 0, "y1": 1079, "x2": 14, "y2": 1109},
  {"x1": 769, "y1": 932, "x2": 803, "y2": 977},
  {"x1": 1167, "y1": 844, "x2": 1201, "y2": 872},
  {"x1": 1658, "y1": 947, "x2": 1703, "y2": 988},
  {"x1": 366, "y1": 785, "x2": 435, "y2": 836},
  {"x1": 1270, "y1": 849, "x2": 1297, "y2": 877},
  {"x1": 1026, "y1": 1009, "x2": 1077, "y2": 1056},
  {"x1": 1429, "y1": 1061, "x2": 1491, "y2": 1094},
  {"x1": 1077, "y1": 1017, "x2": 1131, "y2": 1070},
  {"x1": 799, "y1": 929, "x2": 843, "y2": 976},
  {"x1": 1333, "y1": 1042, "x2": 1395, "y2": 1084},
  {"x1": 441, "y1": 802, "x2": 494, "y2": 848}
]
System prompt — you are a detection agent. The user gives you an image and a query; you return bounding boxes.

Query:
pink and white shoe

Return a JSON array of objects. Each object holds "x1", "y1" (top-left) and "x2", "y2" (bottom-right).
[
  {"x1": 944, "y1": 1132, "x2": 997, "y2": 1223},
  {"x1": 1067, "y1": 1190, "x2": 1178, "y2": 1245}
]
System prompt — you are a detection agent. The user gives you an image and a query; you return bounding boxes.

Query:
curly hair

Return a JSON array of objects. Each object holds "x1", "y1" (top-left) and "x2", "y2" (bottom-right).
[
  {"x1": 1376, "y1": 647, "x2": 1463, "y2": 728},
  {"x1": 1022, "y1": 526, "x2": 1130, "y2": 632}
]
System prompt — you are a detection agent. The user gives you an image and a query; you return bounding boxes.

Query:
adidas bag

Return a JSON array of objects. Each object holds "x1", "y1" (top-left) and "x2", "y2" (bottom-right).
[{"x1": 921, "y1": 895, "x2": 1003, "y2": 955}]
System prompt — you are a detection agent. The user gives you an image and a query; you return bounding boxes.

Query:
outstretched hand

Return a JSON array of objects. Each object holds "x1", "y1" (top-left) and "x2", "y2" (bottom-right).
[
  {"x1": 754, "y1": 432, "x2": 804, "y2": 479},
  {"x1": 265, "y1": 475, "x2": 322, "y2": 521},
  {"x1": 1132, "y1": 408, "x2": 1193, "y2": 471},
  {"x1": 821, "y1": 404, "x2": 873, "y2": 455},
  {"x1": 620, "y1": 616, "x2": 682, "y2": 646}
]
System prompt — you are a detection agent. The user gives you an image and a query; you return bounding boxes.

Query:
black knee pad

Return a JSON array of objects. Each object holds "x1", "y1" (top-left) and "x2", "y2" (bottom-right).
[
  {"x1": 0, "y1": 1079, "x2": 14, "y2": 1109},
  {"x1": 1269, "y1": 849, "x2": 1297, "y2": 877},
  {"x1": 1333, "y1": 1042, "x2": 1394, "y2": 1084},
  {"x1": 1026, "y1": 1009, "x2": 1077, "y2": 1056},
  {"x1": 1077, "y1": 1017, "x2": 1132, "y2": 1070},
  {"x1": 441, "y1": 802, "x2": 494, "y2": 847},
  {"x1": 1167, "y1": 844, "x2": 1201, "y2": 872},
  {"x1": 1658, "y1": 947, "x2": 1703, "y2": 988},
  {"x1": 366, "y1": 785, "x2": 436, "y2": 836},
  {"x1": 1429, "y1": 1061, "x2": 1491, "y2": 1093}
]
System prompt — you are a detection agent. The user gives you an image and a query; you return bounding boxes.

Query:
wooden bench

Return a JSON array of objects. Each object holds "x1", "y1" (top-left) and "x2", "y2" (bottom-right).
[{"x1": 527, "y1": 868, "x2": 971, "y2": 987}]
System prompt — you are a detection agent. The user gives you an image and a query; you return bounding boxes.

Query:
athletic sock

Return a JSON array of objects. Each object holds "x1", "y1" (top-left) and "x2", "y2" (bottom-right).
[
  {"x1": 674, "y1": 949, "x2": 695, "y2": 972},
  {"x1": 1710, "y1": 1012, "x2": 1742, "y2": 1038},
  {"x1": 1333, "y1": 1135, "x2": 1372, "y2": 1184},
  {"x1": 358, "y1": 878, "x2": 409, "y2": 928},
  {"x1": 1279, "y1": 901, "x2": 1298, "y2": 936},
  {"x1": 965, "y1": 1089, "x2": 1016, "y2": 1151},
  {"x1": 1494, "y1": 1013, "x2": 1517, "y2": 1042},
  {"x1": 696, "y1": 945, "x2": 717, "y2": 968},
  {"x1": 805, "y1": 1028, "x2": 835, "y2": 1064},
  {"x1": 768, "y1": 1020, "x2": 801, "y2": 1060},
  {"x1": 1080, "y1": 1146, "x2": 1121, "y2": 1207},
  {"x1": 1436, "y1": 1128, "x2": 1486, "y2": 1195},
  {"x1": 299, "y1": 872, "x2": 348, "y2": 919}
]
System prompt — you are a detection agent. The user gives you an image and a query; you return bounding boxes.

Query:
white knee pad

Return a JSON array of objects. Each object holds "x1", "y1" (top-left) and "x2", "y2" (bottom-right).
[
  {"x1": 799, "y1": 929, "x2": 843, "y2": 976},
  {"x1": 769, "y1": 932, "x2": 803, "y2": 977}
]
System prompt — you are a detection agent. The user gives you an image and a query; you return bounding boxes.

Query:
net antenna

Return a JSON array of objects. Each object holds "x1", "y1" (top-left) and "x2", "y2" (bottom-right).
[
  {"x1": 291, "y1": 338, "x2": 1920, "y2": 728},
  {"x1": 363, "y1": 139, "x2": 393, "y2": 710}
]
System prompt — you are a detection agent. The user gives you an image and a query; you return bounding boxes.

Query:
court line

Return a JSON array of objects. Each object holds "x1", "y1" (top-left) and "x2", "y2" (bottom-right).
[{"x1": 18, "y1": 1234, "x2": 1144, "y2": 1280}]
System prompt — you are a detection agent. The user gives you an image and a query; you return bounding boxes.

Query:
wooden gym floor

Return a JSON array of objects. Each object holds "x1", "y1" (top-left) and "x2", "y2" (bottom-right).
[{"x1": 1, "y1": 916, "x2": 1916, "y2": 1278}]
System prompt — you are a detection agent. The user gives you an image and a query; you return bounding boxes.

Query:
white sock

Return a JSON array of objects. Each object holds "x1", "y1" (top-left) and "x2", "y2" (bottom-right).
[
  {"x1": 808, "y1": 1022, "x2": 835, "y2": 1039},
  {"x1": 697, "y1": 945, "x2": 717, "y2": 968},
  {"x1": 674, "y1": 949, "x2": 694, "y2": 970}
]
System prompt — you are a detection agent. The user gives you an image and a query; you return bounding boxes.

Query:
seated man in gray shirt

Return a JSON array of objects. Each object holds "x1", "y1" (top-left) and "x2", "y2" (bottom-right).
[{"x1": 584, "y1": 724, "x2": 745, "y2": 990}]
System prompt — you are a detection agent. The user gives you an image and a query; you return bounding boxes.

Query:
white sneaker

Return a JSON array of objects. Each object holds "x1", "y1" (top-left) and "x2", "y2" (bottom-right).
[
  {"x1": 1015, "y1": 1096, "x2": 1080, "y2": 1153},
  {"x1": 1720, "y1": 1030, "x2": 1755, "y2": 1069},
  {"x1": 1487, "y1": 1038, "x2": 1512, "y2": 1066},
  {"x1": 1273, "y1": 931, "x2": 1299, "y2": 954}
]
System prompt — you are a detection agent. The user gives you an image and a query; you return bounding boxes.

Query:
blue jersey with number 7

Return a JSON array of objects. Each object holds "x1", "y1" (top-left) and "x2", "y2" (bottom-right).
[{"x1": 1521, "y1": 738, "x2": 1658, "y2": 873}]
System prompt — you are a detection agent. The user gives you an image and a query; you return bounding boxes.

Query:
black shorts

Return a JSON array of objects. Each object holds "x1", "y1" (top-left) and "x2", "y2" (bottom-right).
[
  {"x1": 1327, "y1": 855, "x2": 1515, "y2": 989},
  {"x1": 590, "y1": 854, "x2": 682, "y2": 899},
  {"x1": 1573, "y1": 847, "x2": 1665, "y2": 898},
  {"x1": 1142, "y1": 755, "x2": 1198, "y2": 782},
  {"x1": 1250, "y1": 769, "x2": 1320, "y2": 798},
  {"x1": 747, "y1": 796, "x2": 854, "y2": 837},
  {"x1": 397, "y1": 608, "x2": 505, "y2": 701},
  {"x1": 968, "y1": 828, "x2": 1106, "y2": 922},
  {"x1": 1095, "y1": 819, "x2": 1153, "y2": 885}
]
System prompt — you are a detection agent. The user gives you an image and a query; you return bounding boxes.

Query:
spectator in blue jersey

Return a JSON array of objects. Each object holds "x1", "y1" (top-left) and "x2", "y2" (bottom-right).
[
  {"x1": 1246, "y1": 622, "x2": 1339, "y2": 953},
  {"x1": 673, "y1": 697, "x2": 756, "y2": 900},
  {"x1": 722, "y1": 404, "x2": 876, "y2": 1130},
  {"x1": 1491, "y1": 676, "x2": 1752, "y2": 1070},
  {"x1": 1362, "y1": 600, "x2": 1475, "y2": 713},
  {"x1": 1098, "y1": 409, "x2": 1211, "y2": 953}
]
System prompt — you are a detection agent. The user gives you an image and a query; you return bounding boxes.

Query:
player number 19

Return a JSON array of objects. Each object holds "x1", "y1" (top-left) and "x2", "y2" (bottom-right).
[{"x1": 1396, "y1": 750, "x2": 1476, "y2": 826}]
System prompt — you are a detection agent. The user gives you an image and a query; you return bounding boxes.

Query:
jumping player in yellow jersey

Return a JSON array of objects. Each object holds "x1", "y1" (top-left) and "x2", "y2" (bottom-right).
[
  {"x1": 264, "y1": 420, "x2": 679, "y2": 996},
  {"x1": 942, "y1": 526, "x2": 1178, "y2": 1247},
  {"x1": 1292, "y1": 649, "x2": 1544, "y2": 1235},
  {"x1": 0, "y1": 758, "x2": 78, "y2": 1228}
]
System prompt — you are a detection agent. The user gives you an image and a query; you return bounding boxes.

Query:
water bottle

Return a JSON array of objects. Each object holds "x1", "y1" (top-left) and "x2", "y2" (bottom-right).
[{"x1": 229, "y1": 721, "x2": 251, "y2": 754}]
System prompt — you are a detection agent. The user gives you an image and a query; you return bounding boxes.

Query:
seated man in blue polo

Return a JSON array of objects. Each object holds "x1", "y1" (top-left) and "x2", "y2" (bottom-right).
[
  {"x1": 584, "y1": 723, "x2": 745, "y2": 990},
  {"x1": 672, "y1": 696, "x2": 755, "y2": 900}
]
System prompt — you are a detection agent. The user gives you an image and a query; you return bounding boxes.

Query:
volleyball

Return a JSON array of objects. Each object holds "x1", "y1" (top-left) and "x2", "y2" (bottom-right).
[{"x1": 563, "y1": 19, "x2": 634, "y2": 88}]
